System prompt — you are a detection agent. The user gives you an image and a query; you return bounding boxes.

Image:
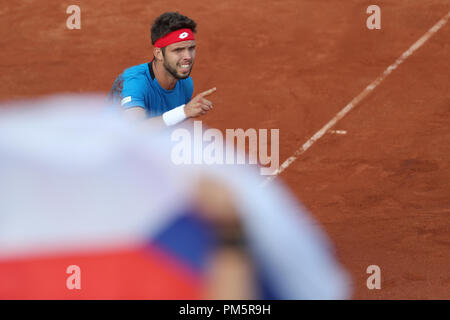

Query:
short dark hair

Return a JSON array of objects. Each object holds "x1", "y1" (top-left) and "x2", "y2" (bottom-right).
[{"x1": 151, "y1": 12, "x2": 197, "y2": 45}]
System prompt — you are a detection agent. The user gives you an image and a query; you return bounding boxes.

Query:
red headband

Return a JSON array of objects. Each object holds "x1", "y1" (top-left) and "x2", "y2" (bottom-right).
[{"x1": 154, "y1": 28, "x2": 195, "y2": 48}]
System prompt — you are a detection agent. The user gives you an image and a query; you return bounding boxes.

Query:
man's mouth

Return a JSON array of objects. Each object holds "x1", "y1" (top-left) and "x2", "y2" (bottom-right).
[{"x1": 179, "y1": 63, "x2": 191, "y2": 72}]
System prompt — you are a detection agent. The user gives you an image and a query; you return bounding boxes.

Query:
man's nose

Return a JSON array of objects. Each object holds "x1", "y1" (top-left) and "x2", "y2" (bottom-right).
[{"x1": 182, "y1": 50, "x2": 193, "y2": 61}]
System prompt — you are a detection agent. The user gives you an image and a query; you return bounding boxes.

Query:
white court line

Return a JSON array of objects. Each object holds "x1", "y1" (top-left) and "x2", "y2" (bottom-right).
[{"x1": 261, "y1": 10, "x2": 450, "y2": 187}]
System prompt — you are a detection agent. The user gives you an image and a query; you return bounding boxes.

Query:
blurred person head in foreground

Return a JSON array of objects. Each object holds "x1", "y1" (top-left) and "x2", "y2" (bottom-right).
[{"x1": 0, "y1": 95, "x2": 351, "y2": 299}]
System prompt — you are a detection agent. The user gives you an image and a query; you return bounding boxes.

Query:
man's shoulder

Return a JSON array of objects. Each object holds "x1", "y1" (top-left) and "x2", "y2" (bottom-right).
[
  {"x1": 178, "y1": 77, "x2": 194, "y2": 100},
  {"x1": 179, "y1": 76, "x2": 193, "y2": 90},
  {"x1": 122, "y1": 63, "x2": 149, "y2": 80},
  {"x1": 180, "y1": 76, "x2": 193, "y2": 84}
]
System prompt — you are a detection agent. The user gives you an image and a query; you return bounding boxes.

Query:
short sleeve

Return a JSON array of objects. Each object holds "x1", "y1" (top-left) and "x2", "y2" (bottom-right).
[{"x1": 120, "y1": 76, "x2": 146, "y2": 109}]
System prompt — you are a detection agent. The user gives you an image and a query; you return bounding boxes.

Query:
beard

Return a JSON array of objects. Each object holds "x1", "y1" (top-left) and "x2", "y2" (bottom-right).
[{"x1": 163, "y1": 60, "x2": 193, "y2": 80}]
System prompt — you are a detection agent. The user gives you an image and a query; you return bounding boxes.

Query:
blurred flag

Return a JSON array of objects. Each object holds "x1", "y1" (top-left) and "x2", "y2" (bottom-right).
[{"x1": 0, "y1": 95, "x2": 351, "y2": 299}]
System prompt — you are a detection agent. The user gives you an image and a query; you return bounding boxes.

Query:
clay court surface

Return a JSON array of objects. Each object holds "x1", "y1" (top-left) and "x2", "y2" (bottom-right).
[{"x1": 1, "y1": 0, "x2": 449, "y2": 299}]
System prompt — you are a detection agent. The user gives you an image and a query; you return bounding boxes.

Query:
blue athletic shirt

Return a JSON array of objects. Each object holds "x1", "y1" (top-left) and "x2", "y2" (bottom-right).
[{"x1": 108, "y1": 61, "x2": 194, "y2": 117}]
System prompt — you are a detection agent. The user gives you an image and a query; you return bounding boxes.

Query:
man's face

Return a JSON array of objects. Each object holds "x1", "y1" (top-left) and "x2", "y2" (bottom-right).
[{"x1": 162, "y1": 40, "x2": 196, "y2": 80}]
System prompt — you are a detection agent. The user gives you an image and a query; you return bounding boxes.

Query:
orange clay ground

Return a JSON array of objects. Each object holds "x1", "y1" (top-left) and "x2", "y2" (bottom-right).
[{"x1": 1, "y1": 0, "x2": 449, "y2": 299}]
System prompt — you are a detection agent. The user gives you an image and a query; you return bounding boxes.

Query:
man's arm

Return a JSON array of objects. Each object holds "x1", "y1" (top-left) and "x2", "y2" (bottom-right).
[
  {"x1": 123, "y1": 87, "x2": 216, "y2": 128},
  {"x1": 123, "y1": 107, "x2": 166, "y2": 129}
]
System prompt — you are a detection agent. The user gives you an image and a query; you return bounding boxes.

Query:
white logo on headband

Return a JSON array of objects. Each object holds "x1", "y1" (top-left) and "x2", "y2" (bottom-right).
[{"x1": 179, "y1": 32, "x2": 189, "y2": 39}]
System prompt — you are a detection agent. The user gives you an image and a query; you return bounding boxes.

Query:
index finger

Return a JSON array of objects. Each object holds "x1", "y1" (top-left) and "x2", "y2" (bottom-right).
[{"x1": 199, "y1": 87, "x2": 216, "y2": 97}]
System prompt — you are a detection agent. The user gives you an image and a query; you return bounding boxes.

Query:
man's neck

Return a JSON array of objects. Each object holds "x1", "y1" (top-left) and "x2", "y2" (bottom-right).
[{"x1": 152, "y1": 60, "x2": 177, "y2": 90}]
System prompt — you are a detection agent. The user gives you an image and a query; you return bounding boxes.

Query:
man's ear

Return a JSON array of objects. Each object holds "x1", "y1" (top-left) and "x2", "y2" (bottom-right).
[{"x1": 153, "y1": 47, "x2": 164, "y2": 62}]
